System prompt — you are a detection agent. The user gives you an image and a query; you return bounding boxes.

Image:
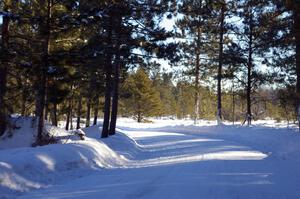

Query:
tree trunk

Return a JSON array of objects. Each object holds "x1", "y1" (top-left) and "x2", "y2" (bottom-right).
[
  {"x1": 76, "y1": 94, "x2": 82, "y2": 129},
  {"x1": 217, "y1": 2, "x2": 225, "y2": 125},
  {"x1": 101, "y1": 59, "x2": 112, "y2": 138},
  {"x1": 109, "y1": 27, "x2": 121, "y2": 135},
  {"x1": 93, "y1": 97, "x2": 99, "y2": 126},
  {"x1": 21, "y1": 92, "x2": 26, "y2": 117},
  {"x1": 36, "y1": 74, "x2": 47, "y2": 142},
  {"x1": 295, "y1": 10, "x2": 300, "y2": 130},
  {"x1": 50, "y1": 103, "x2": 57, "y2": 126},
  {"x1": 65, "y1": 95, "x2": 72, "y2": 130},
  {"x1": 70, "y1": 102, "x2": 73, "y2": 130},
  {"x1": 86, "y1": 96, "x2": 91, "y2": 127},
  {"x1": 65, "y1": 104, "x2": 70, "y2": 130},
  {"x1": 194, "y1": 28, "x2": 201, "y2": 125},
  {"x1": 246, "y1": 11, "x2": 253, "y2": 126},
  {"x1": 137, "y1": 111, "x2": 142, "y2": 123},
  {"x1": 101, "y1": 22, "x2": 113, "y2": 138},
  {"x1": 36, "y1": 0, "x2": 52, "y2": 142},
  {"x1": 232, "y1": 79, "x2": 235, "y2": 125},
  {"x1": 109, "y1": 13, "x2": 122, "y2": 136},
  {"x1": 21, "y1": 80, "x2": 29, "y2": 117},
  {"x1": 0, "y1": 4, "x2": 10, "y2": 136}
]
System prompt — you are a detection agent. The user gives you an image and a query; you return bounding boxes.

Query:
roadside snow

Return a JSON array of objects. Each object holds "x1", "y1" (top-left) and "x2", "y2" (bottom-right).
[
  {"x1": 1, "y1": 118, "x2": 300, "y2": 199},
  {"x1": 0, "y1": 117, "x2": 77, "y2": 150}
]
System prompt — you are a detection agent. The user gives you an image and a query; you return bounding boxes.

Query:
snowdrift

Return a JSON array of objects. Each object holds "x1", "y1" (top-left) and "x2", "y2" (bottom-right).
[
  {"x1": 0, "y1": 117, "x2": 80, "y2": 149},
  {"x1": 0, "y1": 119, "x2": 130, "y2": 197},
  {"x1": 1, "y1": 117, "x2": 300, "y2": 199}
]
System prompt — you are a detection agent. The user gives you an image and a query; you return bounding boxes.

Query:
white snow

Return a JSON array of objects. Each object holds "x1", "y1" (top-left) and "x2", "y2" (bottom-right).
[{"x1": 1, "y1": 118, "x2": 300, "y2": 199}]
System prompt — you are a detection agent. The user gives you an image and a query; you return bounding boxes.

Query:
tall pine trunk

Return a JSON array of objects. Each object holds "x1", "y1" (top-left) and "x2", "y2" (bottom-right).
[
  {"x1": 217, "y1": 3, "x2": 225, "y2": 125},
  {"x1": 93, "y1": 97, "x2": 99, "y2": 125},
  {"x1": 101, "y1": 57, "x2": 112, "y2": 138},
  {"x1": 109, "y1": 59, "x2": 120, "y2": 135},
  {"x1": 194, "y1": 28, "x2": 201, "y2": 125},
  {"x1": 65, "y1": 92, "x2": 73, "y2": 130},
  {"x1": 232, "y1": 80, "x2": 235, "y2": 125},
  {"x1": 246, "y1": 11, "x2": 253, "y2": 126},
  {"x1": 295, "y1": 11, "x2": 300, "y2": 130},
  {"x1": 0, "y1": 6, "x2": 10, "y2": 136},
  {"x1": 65, "y1": 101, "x2": 70, "y2": 130},
  {"x1": 86, "y1": 96, "x2": 91, "y2": 127},
  {"x1": 109, "y1": 14, "x2": 122, "y2": 135},
  {"x1": 44, "y1": 105, "x2": 49, "y2": 121},
  {"x1": 70, "y1": 103, "x2": 74, "y2": 130},
  {"x1": 137, "y1": 110, "x2": 142, "y2": 123},
  {"x1": 50, "y1": 103, "x2": 57, "y2": 126},
  {"x1": 76, "y1": 94, "x2": 82, "y2": 129},
  {"x1": 36, "y1": 0, "x2": 52, "y2": 142},
  {"x1": 101, "y1": 21, "x2": 113, "y2": 138},
  {"x1": 21, "y1": 88, "x2": 27, "y2": 116}
]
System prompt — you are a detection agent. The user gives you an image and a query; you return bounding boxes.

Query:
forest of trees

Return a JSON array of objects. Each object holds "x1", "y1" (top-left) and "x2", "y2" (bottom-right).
[{"x1": 0, "y1": 0, "x2": 299, "y2": 144}]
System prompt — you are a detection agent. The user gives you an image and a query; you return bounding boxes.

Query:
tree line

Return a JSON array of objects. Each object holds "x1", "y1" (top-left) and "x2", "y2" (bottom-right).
[
  {"x1": 0, "y1": 0, "x2": 299, "y2": 144},
  {"x1": 121, "y1": 67, "x2": 298, "y2": 124}
]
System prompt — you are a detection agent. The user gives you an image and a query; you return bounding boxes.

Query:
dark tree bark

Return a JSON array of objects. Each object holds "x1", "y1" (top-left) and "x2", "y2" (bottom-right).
[
  {"x1": 0, "y1": 3, "x2": 10, "y2": 136},
  {"x1": 93, "y1": 97, "x2": 99, "y2": 126},
  {"x1": 246, "y1": 10, "x2": 253, "y2": 126},
  {"x1": 109, "y1": 59, "x2": 120, "y2": 135},
  {"x1": 194, "y1": 27, "x2": 201, "y2": 125},
  {"x1": 36, "y1": 0, "x2": 52, "y2": 142},
  {"x1": 295, "y1": 10, "x2": 300, "y2": 130},
  {"x1": 76, "y1": 94, "x2": 82, "y2": 129},
  {"x1": 65, "y1": 95, "x2": 72, "y2": 130},
  {"x1": 44, "y1": 105, "x2": 49, "y2": 121},
  {"x1": 101, "y1": 21, "x2": 113, "y2": 138},
  {"x1": 101, "y1": 57, "x2": 113, "y2": 138},
  {"x1": 50, "y1": 103, "x2": 57, "y2": 126},
  {"x1": 217, "y1": 2, "x2": 225, "y2": 124},
  {"x1": 70, "y1": 103, "x2": 74, "y2": 130},
  {"x1": 21, "y1": 92, "x2": 26, "y2": 117},
  {"x1": 86, "y1": 96, "x2": 91, "y2": 127},
  {"x1": 65, "y1": 104, "x2": 70, "y2": 130},
  {"x1": 232, "y1": 80, "x2": 235, "y2": 125},
  {"x1": 109, "y1": 13, "x2": 122, "y2": 135},
  {"x1": 137, "y1": 111, "x2": 142, "y2": 123}
]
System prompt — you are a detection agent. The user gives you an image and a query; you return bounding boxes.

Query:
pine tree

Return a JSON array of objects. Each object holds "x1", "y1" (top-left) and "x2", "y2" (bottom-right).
[
  {"x1": 236, "y1": 0, "x2": 275, "y2": 125},
  {"x1": 98, "y1": 0, "x2": 173, "y2": 137},
  {"x1": 216, "y1": 0, "x2": 226, "y2": 124},
  {"x1": 122, "y1": 68, "x2": 162, "y2": 122},
  {"x1": 213, "y1": 0, "x2": 237, "y2": 124},
  {"x1": 0, "y1": 0, "x2": 11, "y2": 136},
  {"x1": 271, "y1": 0, "x2": 300, "y2": 129},
  {"x1": 176, "y1": 0, "x2": 218, "y2": 124},
  {"x1": 152, "y1": 72, "x2": 177, "y2": 117}
]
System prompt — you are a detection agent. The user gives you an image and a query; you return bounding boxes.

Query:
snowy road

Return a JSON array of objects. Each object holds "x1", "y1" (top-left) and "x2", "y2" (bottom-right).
[{"x1": 17, "y1": 125, "x2": 300, "y2": 199}]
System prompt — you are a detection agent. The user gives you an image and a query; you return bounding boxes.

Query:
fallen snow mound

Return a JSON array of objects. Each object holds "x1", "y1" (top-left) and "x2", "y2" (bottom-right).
[
  {"x1": 0, "y1": 121, "x2": 131, "y2": 197},
  {"x1": 0, "y1": 117, "x2": 81, "y2": 149}
]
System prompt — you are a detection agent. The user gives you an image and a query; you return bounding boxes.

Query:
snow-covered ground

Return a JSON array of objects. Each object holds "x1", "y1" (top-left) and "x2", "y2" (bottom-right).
[{"x1": 1, "y1": 118, "x2": 300, "y2": 199}]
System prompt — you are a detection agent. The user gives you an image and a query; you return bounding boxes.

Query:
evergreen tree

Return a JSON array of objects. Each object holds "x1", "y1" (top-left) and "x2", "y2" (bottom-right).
[
  {"x1": 0, "y1": 0, "x2": 12, "y2": 136},
  {"x1": 122, "y1": 68, "x2": 162, "y2": 122},
  {"x1": 235, "y1": 0, "x2": 275, "y2": 125},
  {"x1": 213, "y1": 0, "x2": 237, "y2": 124},
  {"x1": 176, "y1": 0, "x2": 218, "y2": 124},
  {"x1": 271, "y1": 0, "x2": 300, "y2": 129}
]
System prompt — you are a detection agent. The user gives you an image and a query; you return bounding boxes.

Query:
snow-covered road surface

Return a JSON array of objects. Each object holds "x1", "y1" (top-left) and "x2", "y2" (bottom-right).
[{"x1": 15, "y1": 122, "x2": 300, "y2": 199}]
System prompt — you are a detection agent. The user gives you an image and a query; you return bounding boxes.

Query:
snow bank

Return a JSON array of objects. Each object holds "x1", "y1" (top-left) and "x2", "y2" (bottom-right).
[
  {"x1": 0, "y1": 137, "x2": 128, "y2": 194},
  {"x1": 1, "y1": 117, "x2": 300, "y2": 198},
  {"x1": 0, "y1": 119, "x2": 130, "y2": 197},
  {"x1": 0, "y1": 117, "x2": 77, "y2": 150}
]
